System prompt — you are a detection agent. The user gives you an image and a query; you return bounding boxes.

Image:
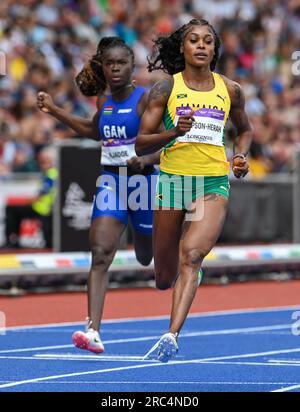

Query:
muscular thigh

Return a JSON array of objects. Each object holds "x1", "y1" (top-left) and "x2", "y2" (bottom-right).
[{"x1": 180, "y1": 193, "x2": 228, "y2": 258}]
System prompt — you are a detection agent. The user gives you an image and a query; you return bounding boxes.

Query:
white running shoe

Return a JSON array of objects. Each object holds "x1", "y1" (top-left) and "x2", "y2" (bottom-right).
[
  {"x1": 157, "y1": 332, "x2": 178, "y2": 363},
  {"x1": 143, "y1": 332, "x2": 178, "y2": 363},
  {"x1": 72, "y1": 318, "x2": 104, "y2": 354}
]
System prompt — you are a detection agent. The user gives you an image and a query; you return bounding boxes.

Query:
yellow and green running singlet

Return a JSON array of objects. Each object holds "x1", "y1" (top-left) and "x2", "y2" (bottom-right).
[{"x1": 160, "y1": 71, "x2": 231, "y2": 176}]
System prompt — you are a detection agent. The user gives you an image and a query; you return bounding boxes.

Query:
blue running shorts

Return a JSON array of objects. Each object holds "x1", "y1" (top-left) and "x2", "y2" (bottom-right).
[{"x1": 91, "y1": 169, "x2": 158, "y2": 235}]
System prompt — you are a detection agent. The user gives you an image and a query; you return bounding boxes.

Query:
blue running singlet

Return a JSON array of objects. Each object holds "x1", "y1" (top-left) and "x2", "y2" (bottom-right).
[
  {"x1": 99, "y1": 86, "x2": 145, "y2": 166},
  {"x1": 92, "y1": 86, "x2": 158, "y2": 235}
]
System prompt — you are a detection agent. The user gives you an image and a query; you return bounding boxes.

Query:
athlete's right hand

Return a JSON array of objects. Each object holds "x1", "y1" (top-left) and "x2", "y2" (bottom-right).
[
  {"x1": 37, "y1": 92, "x2": 56, "y2": 114},
  {"x1": 174, "y1": 114, "x2": 195, "y2": 137}
]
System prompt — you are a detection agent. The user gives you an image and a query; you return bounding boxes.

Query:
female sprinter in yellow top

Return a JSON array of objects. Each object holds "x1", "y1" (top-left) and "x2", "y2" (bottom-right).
[{"x1": 135, "y1": 19, "x2": 253, "y2": 362}]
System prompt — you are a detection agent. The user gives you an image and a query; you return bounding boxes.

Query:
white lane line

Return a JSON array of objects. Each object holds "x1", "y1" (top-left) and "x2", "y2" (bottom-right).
[
  {"x1": 1, "y1": 356, "x2": 298, "y2": 367},
  {"x1": 36, "y1": 354, "x2": 149, "y2": 360},
  {"x1": 4, "y1": 304, "x2": 300, "y2": 331},
  {"x1": 5, "y1": 321, "x2": 83, "y2": 331},
  {"x1": 268, "y1": 359, "x2": 300, "y2": 364},
  {"x1": 2, "y1": 347, "x2": 300, "y2": 389},
  {"x1": 1, "y1": 356, "x2": 299, "y2": 367},
  {"x1": 0, "y1": 344, "x2": 73, "y2": 354},
  {"x1": 0, "y1": 362, "x2": 179, "y2": 389},
  {"x1": 34, "y1": 354, "x2": 158, "y2": 362},
  {"x1": 192, "y1": 347, "x2": 300, "y2": 363},
  {"x1": 1, "y1": 380, "x2": 299, "y2": 386},
  {"x1": 0, "y1": 355, "x2": 158, "y2": 362},
  {"x1": 192, "y1": 361, "x2": 300, "y2": 367},
  {"x1": 0, "y1": 356, "x2": 50, "y2": 361},
  {"x1": 272, "y1": 384, "x2": 300, "y2": 392},
  {"x1": 0, "y1": 323, "x2": 293, "y2": 354}
]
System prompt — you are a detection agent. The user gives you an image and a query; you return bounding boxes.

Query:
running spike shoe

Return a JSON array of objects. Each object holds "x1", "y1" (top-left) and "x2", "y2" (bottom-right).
[{"x1": 72, "y1": 318, "x2": 104, "y2": 354}]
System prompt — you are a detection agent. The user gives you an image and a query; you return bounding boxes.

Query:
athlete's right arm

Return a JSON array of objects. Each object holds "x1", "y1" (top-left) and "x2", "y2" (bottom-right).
[
  {"x1": 135, "y1": 78, "x2": 194, "y2": 155},
  {"x1": 36, "y1": 91, "x2": 100, "y2": 140}
]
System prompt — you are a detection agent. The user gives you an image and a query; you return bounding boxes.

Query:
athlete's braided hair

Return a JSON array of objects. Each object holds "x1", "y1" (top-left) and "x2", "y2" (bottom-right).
[
  {"x1": 147, "y1": 19, "x2": 221, "y2": 75},
  {"x1": 75, "y1": 37, "x2": 134, "y2": 97}
]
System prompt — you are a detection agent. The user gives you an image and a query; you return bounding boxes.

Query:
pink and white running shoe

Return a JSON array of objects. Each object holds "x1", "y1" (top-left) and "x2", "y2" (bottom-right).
[{"x1": 72, "y1": 318, "x2": 104, "y2": 354}]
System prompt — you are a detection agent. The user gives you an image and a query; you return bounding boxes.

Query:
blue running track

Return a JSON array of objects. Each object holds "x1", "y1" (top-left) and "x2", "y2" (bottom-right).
[{"x1": 0, "y1": 306, "x2": 300, "y2": 392}]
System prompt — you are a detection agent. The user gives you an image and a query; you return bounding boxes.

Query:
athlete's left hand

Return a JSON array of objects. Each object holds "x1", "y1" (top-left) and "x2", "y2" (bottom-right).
[
  {"x1": 232, "y1": 155, "x2": 249, "y2": 178},
  {"x1": 127, "y1": 156, "x2": 146, "y2": 172}
]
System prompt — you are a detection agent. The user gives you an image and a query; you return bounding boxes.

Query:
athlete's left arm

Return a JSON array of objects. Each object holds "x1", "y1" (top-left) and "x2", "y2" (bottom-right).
[{"x1": 223, "y1": 76, "x2": 253, "y2": 178}]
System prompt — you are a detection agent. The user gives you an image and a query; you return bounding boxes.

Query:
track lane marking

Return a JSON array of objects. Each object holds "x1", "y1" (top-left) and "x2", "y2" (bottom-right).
[
  {"x1": 1, "y1": 347, "x2": 300, "y2": 389},
  {"x1": 272, "y1": 384, "x2": 300, "y2": 392},
  {"x1": 0, "y1": 323, "x2": 293, "y2": 354},
  {"x1": 4, "y1": 305, "x2": 300, "y2": 331}
]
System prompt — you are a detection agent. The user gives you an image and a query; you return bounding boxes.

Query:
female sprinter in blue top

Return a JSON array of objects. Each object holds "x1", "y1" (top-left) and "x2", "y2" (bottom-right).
[{"x1": 37, "y1": 37, "x2": 159, "y2": 353}]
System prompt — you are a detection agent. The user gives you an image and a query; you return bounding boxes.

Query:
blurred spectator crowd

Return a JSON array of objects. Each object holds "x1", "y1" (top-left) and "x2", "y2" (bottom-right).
[{"x1": 0, "y1": 0, "x2": 300, "y2": 179}]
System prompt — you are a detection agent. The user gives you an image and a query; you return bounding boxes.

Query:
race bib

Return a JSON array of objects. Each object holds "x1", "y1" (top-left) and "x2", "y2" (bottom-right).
[
  {"x1": 101, "y1": 137, "x2": 136, "y2": 166},
  {"x1": 175, "y1": 107, "x2": 225, "y2": 146}
]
